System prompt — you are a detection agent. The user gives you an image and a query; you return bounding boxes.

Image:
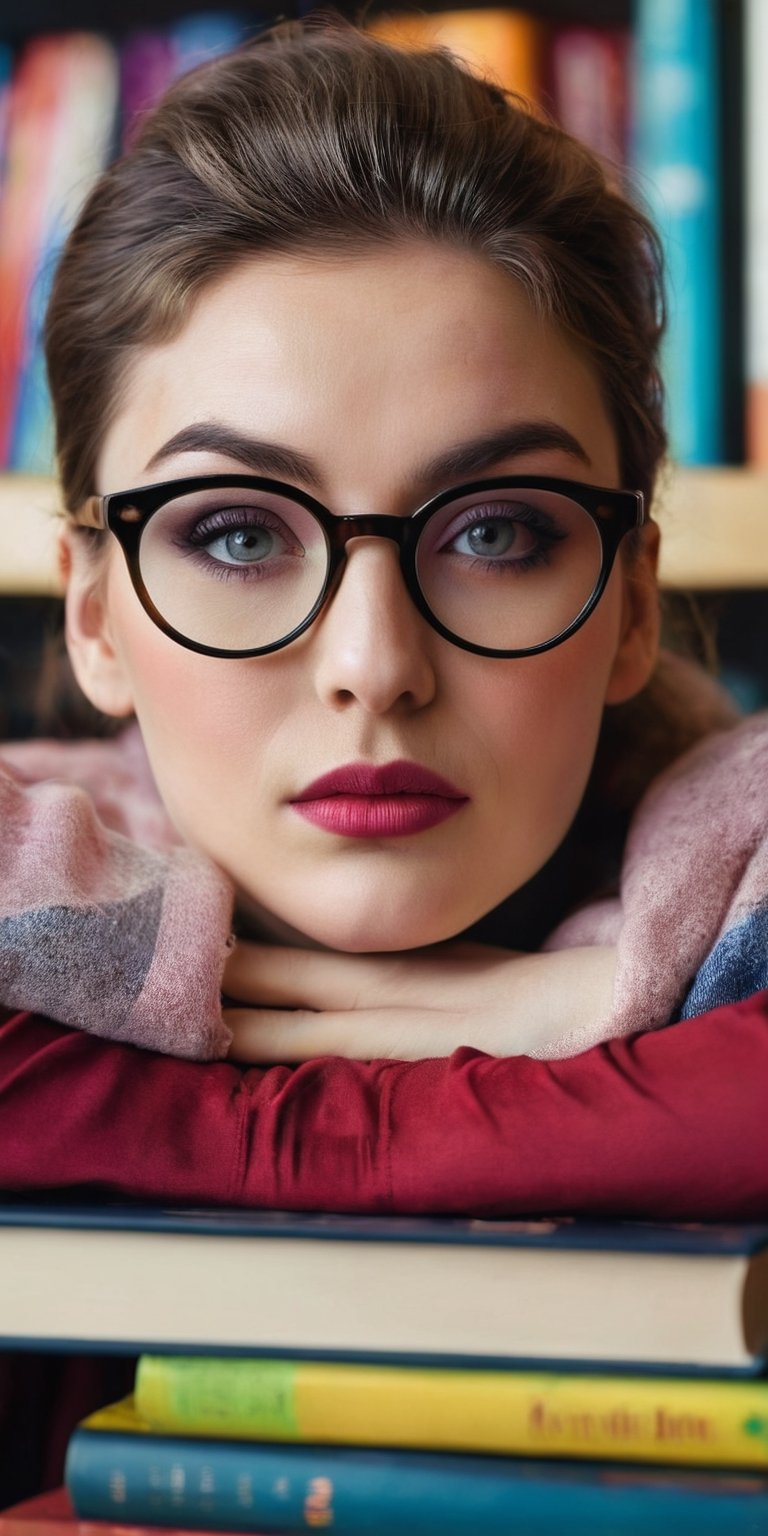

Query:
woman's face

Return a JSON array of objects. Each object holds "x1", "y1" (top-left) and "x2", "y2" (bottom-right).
[{"x1": 69, "y1": 244, "x2": 658, "y2": 950}]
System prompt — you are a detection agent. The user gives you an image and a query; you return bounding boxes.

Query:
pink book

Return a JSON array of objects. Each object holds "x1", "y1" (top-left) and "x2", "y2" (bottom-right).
[
  {"x1": 0, "y1": 36, "x2": 70, "y2": 464},
  {"x1": 119, "y1": 30, "x2": 174, "y2": 150},
  {"x1": 0, "y1": 1485, "x2": 268, "y2": 1535},
  {"x1": 547, "y1": 25, "x2": 630, "y2": 171}
]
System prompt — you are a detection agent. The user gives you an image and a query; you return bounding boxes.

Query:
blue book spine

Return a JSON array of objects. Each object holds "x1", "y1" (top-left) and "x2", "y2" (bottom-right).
[
  {"x1": 171, "y1": 13, "x2": 247, "y2": 78},
  {"x1": 9, "y1": 235, "x2": 59, "y2": 474},
  {"x1": 633, "y1": 0, "x2": 722, "y2": 464},
  {"x1": 66, "y1": 1431, "x2": 768, "y2": 1535},
  {"x1": 0, "y1": 42, "x2": 11, "y2": 151}
]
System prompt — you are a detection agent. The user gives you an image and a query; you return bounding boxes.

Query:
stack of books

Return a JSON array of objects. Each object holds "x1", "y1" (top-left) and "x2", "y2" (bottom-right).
[{"x1": 1, "y1": 1201, "x2": 768, "y2": 1532}]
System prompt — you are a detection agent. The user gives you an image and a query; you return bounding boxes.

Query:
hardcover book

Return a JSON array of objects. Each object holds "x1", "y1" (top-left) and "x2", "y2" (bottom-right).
[
  {"x1": 9, "y1": 33, "x2": 118, "y2": 475},
  {"x1": 633, "y1": 0, "x2": 723, "y2": 464},
  {"x1": 0, "y1": 1200, "x2": 766, "y2": 1373},
  {"x1": 65, "y1": 1397, "x2": 768, "y2": 1536},
  {"x1": 134, "y1": 1352, "x2": 768, "y2": 1469},
  {"x1": 547, "y1": 25, "x2": 629, "y2": 169},
  {"x1": 368, "y1": 8, "x2": 540, "y2": 102},
  {"x1": 0, "y1": 1485, "x2": 232, "y2": 1536}
]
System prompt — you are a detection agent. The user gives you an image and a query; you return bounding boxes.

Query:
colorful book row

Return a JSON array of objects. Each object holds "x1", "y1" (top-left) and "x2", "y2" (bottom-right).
[
  {"x1": 0, "y1": 13, "x2": 245, "y2": 477},
  {"x1": 1, "y1": 3, "x2": 765, "y2": 474}
]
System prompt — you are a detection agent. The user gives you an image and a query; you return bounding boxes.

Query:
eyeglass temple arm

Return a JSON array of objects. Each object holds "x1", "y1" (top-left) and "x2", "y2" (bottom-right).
[{"x1": 73, "y1": 496, "x2": 106, "y2": 530}]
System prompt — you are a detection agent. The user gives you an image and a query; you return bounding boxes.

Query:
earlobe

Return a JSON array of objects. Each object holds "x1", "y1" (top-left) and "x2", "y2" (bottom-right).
[
  {"x1": 604, "y1": 521, "x2": 661, "y2": 706},
  {"x1": 62, "y1": 529, "x2": 135, "y2": 719}
]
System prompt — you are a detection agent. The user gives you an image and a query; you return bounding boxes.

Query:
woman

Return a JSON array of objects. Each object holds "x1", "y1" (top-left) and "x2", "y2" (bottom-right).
[{"x1": 0, "y1": 24, "x2": 766, "y2": 1217}]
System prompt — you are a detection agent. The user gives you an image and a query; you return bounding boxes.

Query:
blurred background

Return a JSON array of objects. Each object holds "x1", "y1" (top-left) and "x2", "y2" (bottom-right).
[{"x1": 0, "y1": 0, "x2": 766, "y2": 735}]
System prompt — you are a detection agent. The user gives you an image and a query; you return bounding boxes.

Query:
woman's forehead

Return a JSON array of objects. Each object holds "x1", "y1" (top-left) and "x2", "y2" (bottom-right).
[{"x1": 98, "y1": 245, "x2": 620, "y2": 499}]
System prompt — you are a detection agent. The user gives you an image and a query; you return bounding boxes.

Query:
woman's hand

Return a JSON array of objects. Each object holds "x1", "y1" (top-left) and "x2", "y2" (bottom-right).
[{"x1": 222, "y1": 940, "x2": 617, "y2": 1063}]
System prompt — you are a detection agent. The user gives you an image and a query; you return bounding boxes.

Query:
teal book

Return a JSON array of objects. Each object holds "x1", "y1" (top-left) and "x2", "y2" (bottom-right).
[
  {"x1": 633, "y1": 0, "x2": 723, "y2": 464},
  {"x1": 170, "y1": 13, "x2": 247, "y2": 78},
  {"x1": 65, "y1": 1397, "x2": 768, "y2": 1535}
]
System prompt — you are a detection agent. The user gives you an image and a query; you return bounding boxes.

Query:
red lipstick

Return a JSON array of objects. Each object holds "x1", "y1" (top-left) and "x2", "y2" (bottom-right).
[{"x1": 290, "y1": 760, "x2": 469, "y2": 838}]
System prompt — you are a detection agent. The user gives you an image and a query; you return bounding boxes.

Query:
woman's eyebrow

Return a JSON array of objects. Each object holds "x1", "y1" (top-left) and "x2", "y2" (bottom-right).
[
  {"x1": 143, "y1": 419, "x2": 591, "y2": 491},
  {"x1": 417, "y1": 422, "x2": 592, "y2": 486},
  {"x1": 144, "y1": 423, "x2": 323, "y2": 487}
]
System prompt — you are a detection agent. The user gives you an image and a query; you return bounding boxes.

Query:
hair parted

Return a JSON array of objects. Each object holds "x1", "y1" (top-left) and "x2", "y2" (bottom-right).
[{"x1": 46, "y1": 18, "x2": 666, "y2": 515}]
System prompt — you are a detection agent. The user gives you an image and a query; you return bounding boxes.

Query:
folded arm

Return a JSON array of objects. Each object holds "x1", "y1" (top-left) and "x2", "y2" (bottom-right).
[
  {"x1": 222, "y1": 940, "x2": 618, "y2": 1062},
  {"x1": 2, "y1": 990, "x2": 766, "y2": 1219}
]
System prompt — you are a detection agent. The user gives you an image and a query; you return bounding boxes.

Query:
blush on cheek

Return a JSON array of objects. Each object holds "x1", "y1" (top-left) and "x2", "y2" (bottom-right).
[{"x1": 470, "y1": 612, "x2": 619, "y2": 810}]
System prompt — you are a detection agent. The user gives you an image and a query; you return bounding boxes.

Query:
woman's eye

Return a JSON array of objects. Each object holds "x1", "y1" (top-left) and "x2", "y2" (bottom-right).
[
  {"x1": 180, "y1": 506, "x2": 304, "y2": 568},
  {"x1": 204, "y1": 524, "x2": 282, "y2": 565},
  {"x1": 450, "y1": 516, "x2": 535, "y2": 560}
]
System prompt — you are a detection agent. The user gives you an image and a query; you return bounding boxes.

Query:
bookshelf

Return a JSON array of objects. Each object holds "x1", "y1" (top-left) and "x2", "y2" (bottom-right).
[
  {"x1": 0, "y1": 0, "x2": 765, "y2": 1512},
  {"x1": 2, "y1": 469, "x2": 767, "y2": 595},
  {"x1": 0, "y1": 0, "x2": 761, "y2": 579},
  {"x1": 0, "y1": 0, "x2": 633, "y2": 32}
]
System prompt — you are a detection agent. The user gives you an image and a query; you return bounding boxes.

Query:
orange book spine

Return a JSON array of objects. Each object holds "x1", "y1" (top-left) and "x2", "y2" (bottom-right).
[{"x1": 368, "y1": 9, "x2": 541, "y2": 103}]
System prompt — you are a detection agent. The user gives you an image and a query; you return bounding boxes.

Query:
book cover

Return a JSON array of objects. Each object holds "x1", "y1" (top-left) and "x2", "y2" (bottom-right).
[
  {"x1": 547, "y1": 25, "x2": 630, "y2": 169},
  {"x1": 368, "y1": 9, "x2": 541, "y2": 103},
  {"x1": 9, "y1": 33, "x2": 118, "y2": 475},
  {"x1": 135, "y1": 1353, "x2": 768, "y2": 1469},
  {"x1": 0, "y1": 42, "x2": 11, "y2": 161},
  {"x1": 0, "y1": 1200, "x2": 766, "y2": 1373},
  {"x1": 746, "y1": 0, "x2": 768, "y2": 464},
  {"x1": 169, "y1": 14, "x2": 247, "y2": 79},
  {"x1": 0, "y1": 1485, "x2": 254, "y2": 1535},
  {"x1": 0, "y1": 37, "x2": 70, "y2": 467},
  {"x1": 119, "y1": 30, "x2": 175, "y2": 149},
  {"x1": 633, "y1": 0, "x2": 723, "y2": 465},
  {"x1": 65, "y1": 1396, "x2": 768, "y2": 1536}
]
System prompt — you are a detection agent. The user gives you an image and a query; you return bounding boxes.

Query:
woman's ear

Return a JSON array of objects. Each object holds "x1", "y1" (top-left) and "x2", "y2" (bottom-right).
[
  {"x1": 604, "y1": 520, "x2": 661, "y2": 706},
  {"x1": 61, "y1": 528, "x2": 135, "y2": 718}
]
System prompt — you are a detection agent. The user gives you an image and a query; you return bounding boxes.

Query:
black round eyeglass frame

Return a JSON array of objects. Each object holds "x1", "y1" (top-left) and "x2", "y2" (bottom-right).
[{"x1": 75, "y1": 472, "x2": 646, "y2": 660}]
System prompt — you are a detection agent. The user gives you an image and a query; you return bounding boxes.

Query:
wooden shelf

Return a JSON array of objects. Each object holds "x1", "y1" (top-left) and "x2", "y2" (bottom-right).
[
  {"x1": 653, "y1": 468, "x2": 768, "y2": 590},
  {"x1": 0, "y1": 468, "x2": 767, "y2": 596},
  {"x1": 0, "y1": 475, "x2": 62, "y2": 596}
]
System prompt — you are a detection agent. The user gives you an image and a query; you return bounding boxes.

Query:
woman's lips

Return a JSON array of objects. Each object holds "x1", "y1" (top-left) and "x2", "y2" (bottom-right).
[{"x1": 290, "y1": 760, "x2": 469, "y2": 838}]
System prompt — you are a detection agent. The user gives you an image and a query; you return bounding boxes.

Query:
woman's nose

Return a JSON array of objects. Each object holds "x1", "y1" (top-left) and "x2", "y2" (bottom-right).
[{"x1": 310, "y1": 537, "x2": 437, "y2": 714}]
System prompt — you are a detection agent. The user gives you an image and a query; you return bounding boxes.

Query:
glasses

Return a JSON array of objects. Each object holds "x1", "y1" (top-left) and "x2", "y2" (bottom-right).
[{"x1": 75, "y1": 473, "x2": 646, "y2": 659}]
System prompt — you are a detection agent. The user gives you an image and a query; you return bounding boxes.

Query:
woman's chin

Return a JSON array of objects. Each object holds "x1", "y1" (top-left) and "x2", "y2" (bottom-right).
[{"x1": 234, "y1": 885, "x2": 469, "y2": 953}]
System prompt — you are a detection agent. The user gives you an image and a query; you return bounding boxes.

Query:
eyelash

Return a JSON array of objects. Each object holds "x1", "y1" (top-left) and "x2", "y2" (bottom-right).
[
  {"x1": 171, "y1": 507, "x2": 300, "y2": 578},
  {"x1": 442, "y1": 504, "x2": 568, "y2": 571}
]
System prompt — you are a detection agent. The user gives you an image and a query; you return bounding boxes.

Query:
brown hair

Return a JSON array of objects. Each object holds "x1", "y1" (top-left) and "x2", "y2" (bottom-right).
[
  {"x1": 46, "y1": 19, "x2": 667, "y2": 516},
  {"x1": 44, "y1": 23, "x2": 736, "y2": 782}
]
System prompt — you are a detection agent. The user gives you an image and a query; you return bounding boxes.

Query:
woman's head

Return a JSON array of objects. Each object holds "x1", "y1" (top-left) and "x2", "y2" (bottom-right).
[
  {"x1": 52, "y1": 25, "x2": 663, "y2": 949},
  {"x1": 48, "y1": 23, "x2": 666, "y2": 513}
]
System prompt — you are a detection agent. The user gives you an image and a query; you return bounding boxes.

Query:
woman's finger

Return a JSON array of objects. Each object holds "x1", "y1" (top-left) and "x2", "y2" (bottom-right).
[
  {"x1": 223, "y1": 939, "x2": 517, "y2": 1012},
  {"x1": 224, "y1": 1005, "x2": 501, "y2": 1064},
  {"x1": 224, "y1": 944, "x2": 386, "y2": 1010}
]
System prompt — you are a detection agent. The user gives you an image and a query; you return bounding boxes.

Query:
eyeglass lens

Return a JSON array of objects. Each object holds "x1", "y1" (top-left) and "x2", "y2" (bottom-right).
[{"x1": 137, "y1": 484, "x2": 604, "y2": 654}]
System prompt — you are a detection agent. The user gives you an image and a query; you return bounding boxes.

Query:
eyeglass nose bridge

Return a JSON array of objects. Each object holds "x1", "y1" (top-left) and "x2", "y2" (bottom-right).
[
  {"x1": 327, "y1": 513, "x2": 417, "y2": 551},
  {"x1": 323, "y1": 511, "x2": 422, "y2": 595},
  {"x1": 314, "y1": 512, "x2": 431, "y2": 638}
]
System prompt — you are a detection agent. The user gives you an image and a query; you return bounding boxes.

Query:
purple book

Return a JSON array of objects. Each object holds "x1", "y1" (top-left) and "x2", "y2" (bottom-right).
[{"x1": 119, "y1": 30, "x2": 174, "y2": 149}]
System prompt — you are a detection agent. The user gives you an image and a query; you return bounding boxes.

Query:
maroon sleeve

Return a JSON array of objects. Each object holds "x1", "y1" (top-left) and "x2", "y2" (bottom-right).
[{"x1": 0, "y1": 992, "x2": 766, "y2": 1219}]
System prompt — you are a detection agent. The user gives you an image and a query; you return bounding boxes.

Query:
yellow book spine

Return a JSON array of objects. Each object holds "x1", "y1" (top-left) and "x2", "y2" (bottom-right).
[{"x1": 135, "y1": 1358, "x2": 768, "y2": 1469}]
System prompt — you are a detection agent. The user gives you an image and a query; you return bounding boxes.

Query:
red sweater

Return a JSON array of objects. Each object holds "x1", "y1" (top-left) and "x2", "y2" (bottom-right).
[
  {"x1": 2, "y1": 990, "x2": 767, "y2": 1220},
  {"x1": 2, "y1": 994, "x2": 766, "y2": 1498}
]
